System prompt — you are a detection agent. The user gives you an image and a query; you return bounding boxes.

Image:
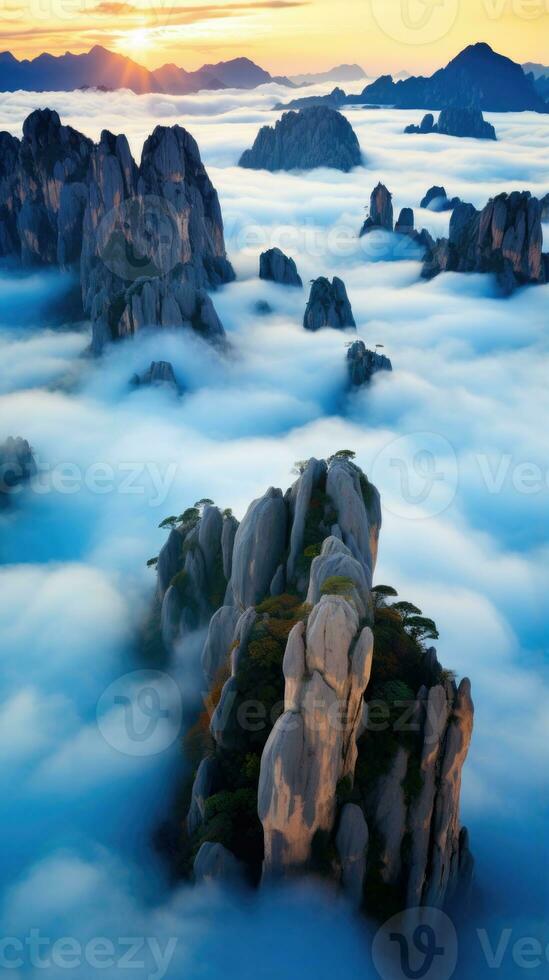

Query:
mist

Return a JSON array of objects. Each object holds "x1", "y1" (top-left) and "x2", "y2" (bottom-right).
[{"x1": 0, "y1": 87, "x2": 547, "y2": 977}]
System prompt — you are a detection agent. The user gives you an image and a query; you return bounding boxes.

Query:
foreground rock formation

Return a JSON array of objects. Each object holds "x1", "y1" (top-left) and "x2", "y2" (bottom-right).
[
  {"x1": 405, "y1": 108, "x2": 496, "y2": 140},
  {"x1": 303, "y1": 277, "x2": 356, "y2": 331},
  {"x1": 0, "y1": 109, "x2": 234, "y2": 353},
  {"x1": 238, "y1": 107, "x2": 362, "y2": 173},
  {"x1": 422, "y1": 191, "x2": 548, "y2": 293},
  {"x1": 157, "y1": 455, "x2": 474, "y2": 914},
  {"x1": 259, "y1": 247, "x2": 302, "y2": 287}
]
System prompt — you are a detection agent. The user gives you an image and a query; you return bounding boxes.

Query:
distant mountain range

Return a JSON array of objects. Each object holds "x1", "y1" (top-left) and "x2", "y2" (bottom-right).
[
  {"x1": 0, "y1": 46, "x2": 294, "y2": 95},
  {"x1": 279, "y1": 44, "x2": 548, "y2": 113},
  {"x1": 288, "y1": 64, "x2": 366, "y2": 86},
  {"x1": 523, "y1": 62, "x2": 549, "y2": 79}
]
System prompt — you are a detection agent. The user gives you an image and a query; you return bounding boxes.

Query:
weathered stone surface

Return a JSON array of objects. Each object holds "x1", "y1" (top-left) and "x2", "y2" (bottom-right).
[
  {"x1": 347, "y1": 340, "x2": 392, "y2": 387},
  {"x1": 423, "y1": 678, "x2": 474, "y2": 907},
  {"x1": 259, "y1": 247, "x2": 302, "y2": 286},
  {"x1": 187, "y1": 756, "x2": 220, "y2": 836},
  {"x1": 156, "y1": 527, "x2": 184, "y2": 597},
  {"x1": 130, "y1": 360, "x2": 182, "y2": 392},
  {"x1": 201, "y1": 604, "x2": 240, "y2": 685},
  {"x1": 360, "y1": 183, "x2": 393, "y2": 235},
  {"x1": 193, "y1": 842, "x2": 244, "y2": 885},
  {"x1": 336, "y1": 803, "x2": 369, "y2": 907},
  {"x1": 406, "y1": 685, "x2": 450, "y2": 906},
  {"x1": 303, "y1": 276, "x2": 356, "y2": 331},
  {"x1": 229, "y1": 487, "x2": 287, "y2": 609},
  {"x1": 423, "y1": 191, "x2": 547, "y2": 292},
  {"x1": 221, "y1": 514, "x2": 239, "y2": 581},
  {"x1": 239, "y1": 107, "x2": 362, "y2": 173},
  {"x1": 325, "y1": 458, "x2": 381, "y2": 582},
  {"x1": 286, "y1": 457, "x2": 327, "y2": 583},
  {"x1": 259, "y1": 593, "x2": 373, "y2": 876},
  {"x1": 368, "y1": 745, "x2": 409, "y2": 885},
  {"x1": 306, "y1": 536, "x2": 371, "y2": 620}
]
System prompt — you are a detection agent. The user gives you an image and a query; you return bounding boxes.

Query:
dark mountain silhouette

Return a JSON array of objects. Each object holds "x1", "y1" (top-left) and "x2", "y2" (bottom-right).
[
  {"x1": 0, "y1": 46, "x2": 290, "y2": 95},
  {"x1": 357, "y1": 43, "x2": 547, "y2": 112}
]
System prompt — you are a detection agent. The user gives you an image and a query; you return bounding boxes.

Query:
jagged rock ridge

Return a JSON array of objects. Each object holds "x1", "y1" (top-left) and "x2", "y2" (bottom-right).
[
  {"x1": 422, "y1": 191, "x2": 548, "y2": 293},
  {"x1": 239, "y1": 107, "x2": 362, "y2": 173},
  {"x1": 405, "y1": 108, "x2": 496, "y2": 140},
  {"x1": 0, "y1": 109, "x2": 234, "y2": 353},
  {"x1": 157, "y1": 455, "x2": 474, "y2": 915}
]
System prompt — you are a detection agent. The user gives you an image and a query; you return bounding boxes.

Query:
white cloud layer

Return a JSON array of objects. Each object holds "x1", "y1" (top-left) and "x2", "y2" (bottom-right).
[{"x1": 0, "y1": 89, "x2": 547, "y2": 977}]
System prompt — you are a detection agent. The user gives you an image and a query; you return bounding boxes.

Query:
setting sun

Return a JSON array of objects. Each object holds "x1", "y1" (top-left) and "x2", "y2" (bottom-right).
[{"x1": 124, "y1": 27, "x2": 151, "y2": 56}]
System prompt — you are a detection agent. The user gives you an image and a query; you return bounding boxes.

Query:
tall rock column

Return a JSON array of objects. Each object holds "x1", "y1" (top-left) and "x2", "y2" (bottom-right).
[{"x1": 258, "y1": 593, "x2": 374, "y2": 876}]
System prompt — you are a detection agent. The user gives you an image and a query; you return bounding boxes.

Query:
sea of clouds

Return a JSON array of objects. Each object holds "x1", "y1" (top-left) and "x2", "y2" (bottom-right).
[{"x1": 0, "y1": 84, "x2": 547, "y2": 978}]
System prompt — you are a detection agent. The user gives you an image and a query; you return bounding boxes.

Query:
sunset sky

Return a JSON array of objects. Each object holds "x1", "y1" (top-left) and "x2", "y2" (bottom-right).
[{"x1": 0, "y1": 0, "x2": 548, "y2": 74}]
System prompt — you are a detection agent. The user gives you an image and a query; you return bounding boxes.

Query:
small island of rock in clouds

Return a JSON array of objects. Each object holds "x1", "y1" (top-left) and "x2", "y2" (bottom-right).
[{"x1": 0, "y1": 5, "x2": 547, "y2": 980}]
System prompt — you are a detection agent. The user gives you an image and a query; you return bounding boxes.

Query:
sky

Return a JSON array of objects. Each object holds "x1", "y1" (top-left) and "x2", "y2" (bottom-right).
[{"x1": 0, "y1": 0, "x2": 548, "y2": 74}]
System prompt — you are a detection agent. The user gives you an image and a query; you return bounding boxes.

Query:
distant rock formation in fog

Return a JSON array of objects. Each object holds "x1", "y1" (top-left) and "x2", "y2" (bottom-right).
[
  {"x1": 405, "y1": 108, "x2": 496, "y2": 140},
  {"x1": 259, "y1": 247, "x2": 302, "y2": 286},
  {"x1": 347, "y1": 340, "x2": 392, "y2": 386},
  {"x1": 303, "y1": 276, "x2": 356, "y2": 330},
  {"x1": 0, "y1": 437, "x2": 36, "y2": 504},
  {"x1": 360, "y1": 183, "x2": 394, "y2": 235},
  {"x1": 130, "y1": 361, "x2": 182, "y2": 393},
  {"x1": 422, "y1": 191, "x2": 549, "y2": 293},
  {"x1": 239, "y1": 107, "x2": 362, "y2": 173},
  {"x1": 420, "y1": 186, "x2": 462, "y2": 212},
  {"x1": 0, "y1": 108, "x2": 234, "y2": 354}
]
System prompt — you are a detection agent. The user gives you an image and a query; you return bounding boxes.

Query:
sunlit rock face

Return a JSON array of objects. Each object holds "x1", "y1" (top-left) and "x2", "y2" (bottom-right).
[
  {"x1": 359, "y1": 183, "x2": 394, "y2": 235},
  {"x1": 0, "y1": 109, "x2": 234, "y2": 352},
  {"x1": 423, "y1": 191, "x2": 548, "y2": 293},
  {"x1": 258, "y1": 597, "x2": 374, "y2": 874},
  {"x1": 171, "y1": 456, "x2": 473, "y2": 912},
  {"x1": 238, "y1": 107, "x2": 362, "y2": 173}
]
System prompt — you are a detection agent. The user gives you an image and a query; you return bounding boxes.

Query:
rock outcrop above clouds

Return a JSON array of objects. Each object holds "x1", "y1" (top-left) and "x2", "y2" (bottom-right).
[
  {"x1": 422, "y1": 191, "x2": 548, "y2": 293},
  {"x1": 347, "y1": 340, "x2": 392, "y2": 386},
  {"x1": 0, "y1": 109, "x2": 234, "y2": 353},
  {"x1": 163, "y1": 454, "x2": 474, "y2": 915},
  {"x1": 360, "y1": 183, "x2": 394, "y2": 235},
  {"x1": 303, "y1": 277, "x2": 356, "y2": 331},
  {"x1": 259, "y1": 247, "x2": 302, "y2": 286},
  {"x1": 130, "y1": 361, "x2": 182, "y2": 393},
  {"x1": 238, "y1": 107, "x2": 362, "y2": 173},
  {"x1": 420, "y1": 186, "x2": 461, "y2": 212},
  {"x1": 405, "y1": 108, "x2": 496, "y2": 140}
]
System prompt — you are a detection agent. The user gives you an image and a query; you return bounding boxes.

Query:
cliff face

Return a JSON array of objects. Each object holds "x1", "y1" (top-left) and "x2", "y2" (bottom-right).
[
  {"x1": 161, "y1": 455, "x2": 474, "y2": 915},
  {"x1": 405, "y1": 108, "x2": 497, "y2": 140},
  {"x1": 423, "y1": 191, "x2": 548, "y2": 293},
  {"x1": 239, "y1": 107, "x2": 362, "y2": 173},
  {"x1": 0, "y1": 436, "x2": 36, "y2": 504},
  {"x1": 0, "y1": 109, "x2": 234, "y2": 352}
]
